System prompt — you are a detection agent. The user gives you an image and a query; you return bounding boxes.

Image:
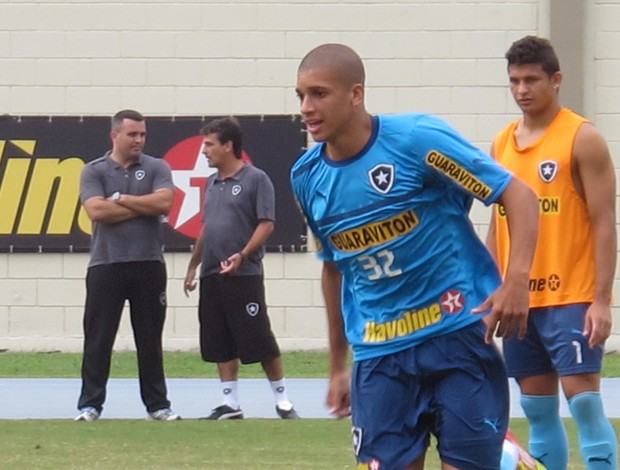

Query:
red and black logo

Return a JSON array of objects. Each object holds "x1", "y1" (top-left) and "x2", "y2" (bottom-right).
[{"x1": 440, "y1": 289, "x2": 465, "y2": 314}]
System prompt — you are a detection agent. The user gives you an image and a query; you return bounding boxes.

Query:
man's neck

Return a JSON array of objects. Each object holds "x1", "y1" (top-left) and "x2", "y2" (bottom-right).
[
  {"x1": 325, "y1": 112, "x2": 373, "y2": 161},
  {"x1": 521, "y1": 102, "x2": 563, "y2": 131},
  {"x1": 109, "y1": 151, "x2": 139, "y2": 168},
  {"x1": 218, "y1": 158, "x2": 245, "y2": 180}
]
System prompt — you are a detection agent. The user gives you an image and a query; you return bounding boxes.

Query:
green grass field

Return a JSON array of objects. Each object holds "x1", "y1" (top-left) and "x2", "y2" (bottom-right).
[
  {"x1": 0, "y1": 350, "x2": 335, "y2": 378},
  {"x1": 0, "y1": 350, "x2": 618, "y2": 378},
  {"x1": 0, "y1": 416, "x2": 609, "y2": 469},
  {"x1": 0, "y1": 351, "x2": 618, "y2": 468},
  {"x1": 1, "y1": 419, "x2": 354, "y2": 469}
]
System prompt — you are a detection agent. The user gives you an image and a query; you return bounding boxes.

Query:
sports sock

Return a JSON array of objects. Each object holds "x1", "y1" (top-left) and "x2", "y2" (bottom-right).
[
  {"x1": 520, "y1": 394, "x2": 569, "y2": 470},
  {"x1": 568, "y1": 391, "x2": 618, "y2": 470},
  {"x1": 221, "y1": 380, "x2": 240, "y2": 409},
  {"x1": 270, "y1": 378, "x2": 292, "y2": 409}
]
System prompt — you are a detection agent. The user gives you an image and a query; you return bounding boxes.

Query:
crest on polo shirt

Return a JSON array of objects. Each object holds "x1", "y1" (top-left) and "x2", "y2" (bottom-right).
[
  {"x1": 135, "y1": 169, "x2": 146, "y2": 181},
  {"x1": 232, "y1": 184, "x2": 242, "y2": 196},
  {"x1": 538, "y1": 160, "x2": 558, "y2": 183},
  {"x1": 368, "y1": 164, "x2": 394, "y2": 194}
]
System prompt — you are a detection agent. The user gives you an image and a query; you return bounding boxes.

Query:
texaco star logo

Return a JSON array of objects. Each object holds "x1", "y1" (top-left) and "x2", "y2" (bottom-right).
[
  {"x1": 548, "y1": 274, "x2": 561, "y2": 291},
  {"x1": 369, "y1": 459, "x2": 381, "y2": 470},
  {"x1": 163, "y1": 136, "x2": 252, "y2": 238},
  {"x1": 440, "y1": 289, "x2": 465, "y2": 314}
]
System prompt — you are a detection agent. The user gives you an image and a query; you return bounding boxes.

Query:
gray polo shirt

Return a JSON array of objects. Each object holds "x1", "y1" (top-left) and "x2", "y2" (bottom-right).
[
  {"x1": 200, "y1": 163, "x2": 275, "y2": 277},
  {"x1": 80, "y1": 152, "x2": 174, "y2": 267}
]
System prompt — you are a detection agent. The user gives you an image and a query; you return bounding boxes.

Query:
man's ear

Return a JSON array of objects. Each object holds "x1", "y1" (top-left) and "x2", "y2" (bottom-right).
[
  {"x1": 551, "y1": 71, "x2": 562, "y2": 90},
  {"x1": 351, "y1": 83, "x2": 364, "y2": 107}
]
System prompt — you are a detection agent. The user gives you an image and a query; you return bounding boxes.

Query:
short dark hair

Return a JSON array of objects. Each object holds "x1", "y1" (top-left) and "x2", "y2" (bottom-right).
[
  {"x1": 111, "y1": 109, "x2": 144, "y2": 132},
  {"x1": 200, "y1": 117, "x2": 243, "y2": 158},
  {"x1": 505, "y1": 36, "x2": 560, "y2": 76},
  {"x1": 299, "y1": 43, "x2": 365, "y2": 87}
]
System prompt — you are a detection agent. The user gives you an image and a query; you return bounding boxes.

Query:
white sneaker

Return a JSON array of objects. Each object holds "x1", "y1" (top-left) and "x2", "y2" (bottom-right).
[
  {"x1": 74, "y1": 407, "x2": 100, "y2": 422},
  {"x1": 148, "y1": 408, "x2": 181, "y2": 421}
]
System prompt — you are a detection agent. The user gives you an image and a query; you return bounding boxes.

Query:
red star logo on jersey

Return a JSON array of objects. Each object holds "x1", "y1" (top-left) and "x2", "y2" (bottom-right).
[
  {"x1": 440, "y1": 290, "x2": 465, "y2": 314},
  {"x1": 548, "y1": 274, "x2": 561, "y2": 291}
]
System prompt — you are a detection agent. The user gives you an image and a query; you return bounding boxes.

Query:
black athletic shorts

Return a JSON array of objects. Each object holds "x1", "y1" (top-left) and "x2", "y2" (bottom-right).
[{"x1": 198, "y1": 274, "x2": 281, "y2": 364}]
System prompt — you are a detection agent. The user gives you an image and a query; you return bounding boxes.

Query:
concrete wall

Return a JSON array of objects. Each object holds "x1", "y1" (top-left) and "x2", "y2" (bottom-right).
[{"x1": 1, "y1": 0, "x2": 619, "y2": 352}]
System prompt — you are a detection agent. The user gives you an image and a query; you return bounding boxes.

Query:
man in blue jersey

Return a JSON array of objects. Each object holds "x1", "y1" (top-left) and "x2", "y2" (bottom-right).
[{"x1": 290, "y1": 44, "x2": 539, "y2": 470}]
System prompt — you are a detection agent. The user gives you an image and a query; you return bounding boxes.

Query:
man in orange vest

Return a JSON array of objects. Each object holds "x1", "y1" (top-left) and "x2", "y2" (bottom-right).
[{"x1": 488, "y1": 36, "x2": 617, "y2": 470}]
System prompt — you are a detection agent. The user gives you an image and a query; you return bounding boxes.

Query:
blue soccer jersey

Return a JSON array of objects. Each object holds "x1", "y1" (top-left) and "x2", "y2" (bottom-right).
[{"x1": 290, "y1": 114, "x2": 513, "y2": 361}]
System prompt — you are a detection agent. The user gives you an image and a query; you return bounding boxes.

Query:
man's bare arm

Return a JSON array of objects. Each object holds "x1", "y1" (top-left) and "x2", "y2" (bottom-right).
[
  {"x1": 116, "y1": 188, "x2": 174, "y2": 216},
  {"x1": 83, "y1": 196, "x2": 138, "y2": 224},
  {"x1": 574, "y1": 123, "x2": 617, "y2": 347},
  {"x1": 322, "y1": 261, "x2": 351, "y2": 418},
  {"x1": 475, "y1": 177, "x2": 538, "y2": 342}
]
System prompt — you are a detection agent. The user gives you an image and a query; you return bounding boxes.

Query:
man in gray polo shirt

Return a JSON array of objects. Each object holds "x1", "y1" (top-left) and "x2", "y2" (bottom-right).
[
  {"x1": 75, "y1": 109, "x2": 180, "y2": 422},
  {"x1": 183, "y1": 117, "x2": 299, "y2": 420}
]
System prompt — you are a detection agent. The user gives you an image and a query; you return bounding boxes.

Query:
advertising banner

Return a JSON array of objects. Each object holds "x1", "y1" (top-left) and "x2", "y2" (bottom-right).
[{"x1": 0, "y1": 115, "x2": 308, "y2": 253}]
